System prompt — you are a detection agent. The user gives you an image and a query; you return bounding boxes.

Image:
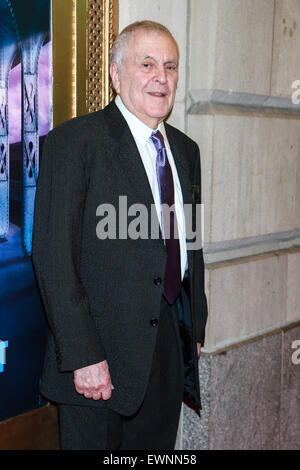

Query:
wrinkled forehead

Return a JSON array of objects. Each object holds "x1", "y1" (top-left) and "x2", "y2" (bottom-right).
[{"x1": 125, "y1": 29, "x2": 179, "y2": 63}]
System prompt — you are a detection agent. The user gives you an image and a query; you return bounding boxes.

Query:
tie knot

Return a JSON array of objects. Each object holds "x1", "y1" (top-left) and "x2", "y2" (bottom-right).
[{"x1": 150, "y1": 130, "x2": 165, "y2": 151}]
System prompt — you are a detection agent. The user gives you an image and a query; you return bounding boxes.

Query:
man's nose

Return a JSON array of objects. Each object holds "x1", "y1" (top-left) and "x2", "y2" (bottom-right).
[{"x1": 154, "y1": 66, "x2": 167, "y2": 83}]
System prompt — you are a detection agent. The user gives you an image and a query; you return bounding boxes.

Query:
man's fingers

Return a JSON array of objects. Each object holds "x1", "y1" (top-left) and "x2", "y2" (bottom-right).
[
  {"x1": 101, "y1": 387, "x2": 112, "y2": 400},
  {"x1": 73, "y1": 361, "x2": 114, "y2": 400},
  {"x1": 81, "y1": 387, "x2": 112, "y2": 401},
  {"x1": 74, "y1": 381, "x2": 114, "y2": 400},
  {"x1": 74, "y1": 383, "x2": 84, "y2": 395},
  {"x1": 92, "y1": 391, "x2": 102, "y2": 400}
]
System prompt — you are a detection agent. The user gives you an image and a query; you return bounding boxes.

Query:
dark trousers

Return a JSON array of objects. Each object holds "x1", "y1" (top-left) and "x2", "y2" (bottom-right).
[{"x1": 58, "y1": 296, "x2": 185, "y2": 450}]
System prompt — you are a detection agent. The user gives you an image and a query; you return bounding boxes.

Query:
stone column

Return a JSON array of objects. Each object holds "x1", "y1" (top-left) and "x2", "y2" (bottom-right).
[
  {"x1": 0, "y1": 0, "x2": 18, "y2": 239},
  {"x1": 182, "y1": 0, "x2": 300, "y2": 450},
  {"x1": 21, "y1": 32, "x2": 45, "y2": 254}
]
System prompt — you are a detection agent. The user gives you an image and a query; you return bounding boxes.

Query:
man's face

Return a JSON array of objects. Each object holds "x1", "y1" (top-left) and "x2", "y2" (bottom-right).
[{"x1": 110, "y1": 30, "x2": 179, "y2": 129}]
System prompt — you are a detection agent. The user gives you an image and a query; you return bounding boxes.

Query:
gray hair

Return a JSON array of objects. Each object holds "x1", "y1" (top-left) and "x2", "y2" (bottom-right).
[{"x1": 111, "y1": 20, "x2": 179, "y2": 68}]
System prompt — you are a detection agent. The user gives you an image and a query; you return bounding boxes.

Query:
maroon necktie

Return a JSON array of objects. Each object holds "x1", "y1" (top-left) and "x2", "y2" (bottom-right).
[{"x1": 150, "y1": 131, "x2": 182, "y2": 304}]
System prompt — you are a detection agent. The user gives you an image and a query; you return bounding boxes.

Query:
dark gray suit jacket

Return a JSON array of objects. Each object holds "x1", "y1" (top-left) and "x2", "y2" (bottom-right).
[{"x1": 32, "y1": 100, "x2": 207, "y2": 416}]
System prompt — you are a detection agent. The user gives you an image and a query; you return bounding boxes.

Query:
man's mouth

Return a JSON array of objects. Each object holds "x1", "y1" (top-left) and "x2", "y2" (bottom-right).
[{"x1": 148, "y1": 92, "x2": 167, "y2": 97}]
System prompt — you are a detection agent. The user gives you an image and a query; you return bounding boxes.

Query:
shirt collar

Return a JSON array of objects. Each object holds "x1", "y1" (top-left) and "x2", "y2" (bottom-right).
[{"x1": 115, "y1": 95, "x2": 170, "y2": 149}]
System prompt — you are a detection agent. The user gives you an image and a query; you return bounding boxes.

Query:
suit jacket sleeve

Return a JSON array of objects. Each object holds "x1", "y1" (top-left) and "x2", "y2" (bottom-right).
[
  {"x1": 32, "y1": 128, "x2": 106, "y2": 372},
  {"x1": 192, "y1": 143, "x2": 208, "y2": 346}
]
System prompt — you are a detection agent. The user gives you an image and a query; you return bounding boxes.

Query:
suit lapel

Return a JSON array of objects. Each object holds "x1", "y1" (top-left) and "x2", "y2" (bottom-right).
[
  {"x1": 165, "y1": 126, "x2": 193, "y2": 207},
  {"x1": 103, "y1": 101, "x2": 156, "y2": 209},
  {"x1": 103, "y1": 102, "x2": 193, "y2": 208},
  {"x1": 102, "y1": 101, "x2": 164, "y2": 246},
  {"x1": 165, "y1": 125, "x2": 194, "y2": 275},
  {"x1": 102, "y1": 102, "x2": 194, "y2": 269}
]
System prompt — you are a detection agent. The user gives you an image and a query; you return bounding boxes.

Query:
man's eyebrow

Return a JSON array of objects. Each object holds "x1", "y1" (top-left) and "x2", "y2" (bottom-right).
[
  {"x1": 141, "y1": 55, "x2": 178, "y2": 66},
  {"x1": 165, "y1": 59, "x2": 178, "y2": 66}
]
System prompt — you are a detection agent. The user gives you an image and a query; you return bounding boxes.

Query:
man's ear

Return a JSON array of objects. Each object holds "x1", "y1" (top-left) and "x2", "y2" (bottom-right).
[{"x1": 110, "y1": 62, "x2": 121, "y2": 94}]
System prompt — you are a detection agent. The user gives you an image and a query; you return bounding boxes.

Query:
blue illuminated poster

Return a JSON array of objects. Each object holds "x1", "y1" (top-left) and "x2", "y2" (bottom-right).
[{"x1": 0, "y1": 0, "x2": 51, "y2": 421}]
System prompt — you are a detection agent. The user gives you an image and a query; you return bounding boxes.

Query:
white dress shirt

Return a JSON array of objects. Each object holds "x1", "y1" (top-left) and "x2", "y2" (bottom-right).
[{"x1": 115, "y1": 95, "x2": 188, "y2": 279}]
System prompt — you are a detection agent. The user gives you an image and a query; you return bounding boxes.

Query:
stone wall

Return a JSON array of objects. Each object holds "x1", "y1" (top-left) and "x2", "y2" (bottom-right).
[
  {"x1": 180, "y1": 322, "x2": 300, "y2": 450},
  {"x1": 118, "y1": 0, "x2": 300, "y2": 450}
]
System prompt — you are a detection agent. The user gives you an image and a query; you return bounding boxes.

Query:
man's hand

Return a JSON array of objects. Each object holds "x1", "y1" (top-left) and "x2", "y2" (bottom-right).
[
  {"x1": 197, "y1": 342, "x2": 201, "y2": 359},
  {"x1": 74, "y1": 360, "x2": 114, "y2": 401}
]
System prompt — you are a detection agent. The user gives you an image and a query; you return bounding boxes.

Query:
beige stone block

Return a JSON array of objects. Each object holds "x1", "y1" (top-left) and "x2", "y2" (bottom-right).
[
  {"x1": 296, "y1": 130, "x2": 300, "y2": 229},
  {"x1": 189, "y1": 0, "x2": 219, "y2": 91},
  {"x1": 189, "y1": 0, "x2": 275, "y2": 95},
  {"x1": 211, "y1": 115, "x2": 300, "y2": 242},
  {"x1": 118, "y1": 0, "x2": 187, "y2": 101},
  {"x1": 205, "y1": 254, "x2": 287, "y2": 350},
  {"x1": 286, "y1": 251, "x2": 300, "y2": 322},
  {"x1": 215, "y1": 0, "x2": 275, "y2": 95},
  {"x1": 167, "y1": 100, "x2": 186, "y2": 133},
  {"x1": 271, "y1": 0, "x2": 300, "y2": 97}
]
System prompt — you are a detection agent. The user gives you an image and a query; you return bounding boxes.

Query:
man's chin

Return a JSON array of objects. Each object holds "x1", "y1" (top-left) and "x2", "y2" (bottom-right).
[{"x1": 146, "y1": 107, "x2": 174, "y2": 123}]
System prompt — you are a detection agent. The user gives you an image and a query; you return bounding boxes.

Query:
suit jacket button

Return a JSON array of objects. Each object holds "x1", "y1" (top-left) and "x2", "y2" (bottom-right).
[
  {"x1": 150, "y1": 318, "x2": 159, "y2": 327},
  {"x1": 154, "y1": 277, "x2": 162, "y2": 286}
]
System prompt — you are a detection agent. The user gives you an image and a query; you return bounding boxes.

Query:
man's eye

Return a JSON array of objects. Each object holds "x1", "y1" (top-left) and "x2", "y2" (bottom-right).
[
  {"x1": 166, "y1": 65, "x2": 177, "y2": 71},
  {"x1": 142, "y1": 63, "x2": 152, "y2": 68}
]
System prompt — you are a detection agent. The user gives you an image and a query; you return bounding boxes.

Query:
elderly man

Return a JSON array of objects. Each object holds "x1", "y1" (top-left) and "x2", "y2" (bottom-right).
[{"x1": 32, "y1": 20, "x2": 207, "y2": 450}]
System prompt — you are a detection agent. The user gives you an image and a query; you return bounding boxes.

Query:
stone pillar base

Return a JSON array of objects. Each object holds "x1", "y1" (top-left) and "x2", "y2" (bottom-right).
[{"x1": 176, "y1": 324, "x2": 300, "y2": 450}]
